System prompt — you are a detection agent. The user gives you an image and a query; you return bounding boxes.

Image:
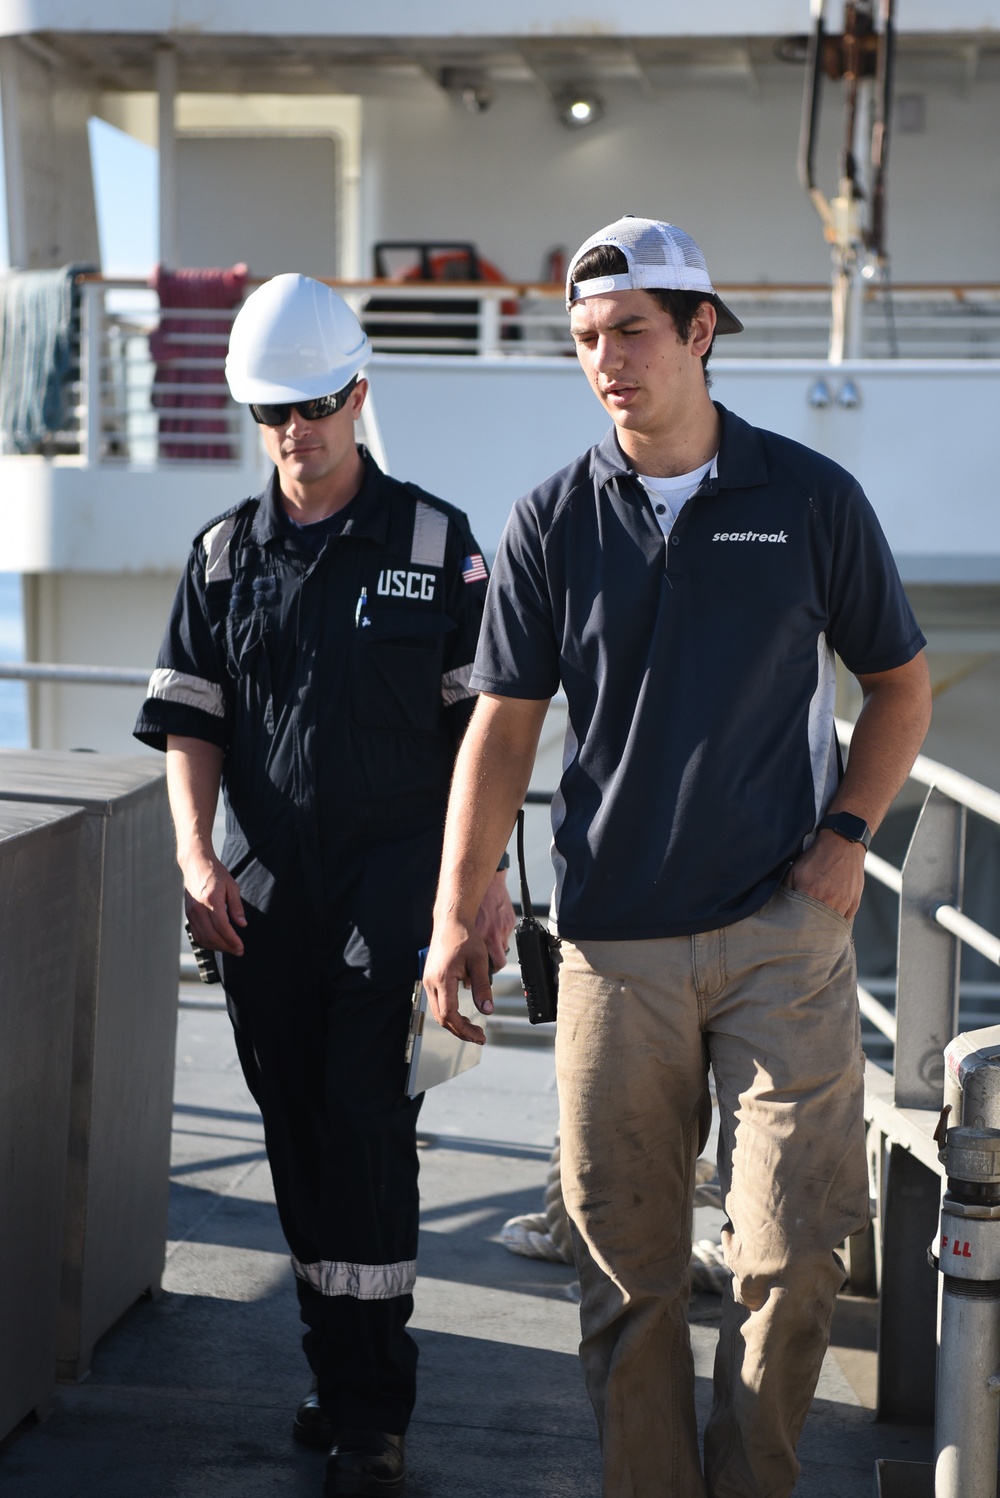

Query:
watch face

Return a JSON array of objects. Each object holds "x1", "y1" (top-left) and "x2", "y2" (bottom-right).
[{"x1": 822, "y1": 812, "x2": 871, "y2": 848}]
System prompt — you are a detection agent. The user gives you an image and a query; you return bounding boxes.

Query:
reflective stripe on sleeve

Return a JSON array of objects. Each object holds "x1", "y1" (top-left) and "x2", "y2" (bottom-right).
[
  {"x1": 290, "y1": 1255, "x2": 417, "y2": 1300},
  {"x1": 203, "y1": 515, "x2": 237, "y2": 584},
  {"x1": 410, "y1": 501, "x2": 448, "y2": 568},
  {"x1": 441, "y1": 663, "x2": 475, "y2": 707},
  {"x1": 147, "y1": 667, "x2": 225, "y2": 719}
]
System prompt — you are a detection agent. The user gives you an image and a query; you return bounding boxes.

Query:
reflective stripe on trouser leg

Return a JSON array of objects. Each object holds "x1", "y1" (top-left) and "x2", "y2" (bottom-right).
[
  {"x1": 555, "y1": 935, "x2": 710, "y2": 1498},
  {"x1": 703, "y1": 886, "x2": 869, "y2": 1498},
  {"x1": 291, "y1": 1255, "x2": 417, "y2": 1300},
  {"x1": 221, "y1": 899, "x2": 424, "y2": 1434}
]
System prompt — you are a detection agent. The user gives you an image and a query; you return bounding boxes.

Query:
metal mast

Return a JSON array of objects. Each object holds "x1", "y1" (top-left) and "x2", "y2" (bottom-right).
[{"x1": 797, "y1": 0, "x2": 896, "y2": 363}]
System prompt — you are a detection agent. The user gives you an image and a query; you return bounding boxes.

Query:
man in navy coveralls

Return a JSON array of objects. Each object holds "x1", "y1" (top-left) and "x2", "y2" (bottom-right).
[{"x1": 136, "y1": 274, "x2": 514, "y2": 1498}]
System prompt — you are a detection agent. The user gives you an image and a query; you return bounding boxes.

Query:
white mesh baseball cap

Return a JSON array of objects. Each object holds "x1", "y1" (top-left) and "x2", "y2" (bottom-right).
[{"x1": 566, "y1": 216, "x2": 743, "y2": 334}]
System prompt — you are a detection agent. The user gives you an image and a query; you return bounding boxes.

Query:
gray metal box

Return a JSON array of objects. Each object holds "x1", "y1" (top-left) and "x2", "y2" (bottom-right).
[
  {"x1": 0, "y1": 800, "x2": 84, "y2": 1441},
  {"x1": 0, "y1": 751, "x2": 182, "y2": 1380}
]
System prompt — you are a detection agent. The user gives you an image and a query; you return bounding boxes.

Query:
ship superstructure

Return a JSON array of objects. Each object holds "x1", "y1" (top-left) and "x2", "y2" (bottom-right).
[{"x1": 0, "y1": 0, "x2": 997, "y2": 778}]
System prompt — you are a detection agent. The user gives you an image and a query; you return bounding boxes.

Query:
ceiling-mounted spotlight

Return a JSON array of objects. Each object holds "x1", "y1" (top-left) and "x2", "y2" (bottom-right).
[
  {"x1": 556, "y1": 87, "x2": 604, "y2": 129},
  {"x1": 440, "y1": 67, "x2": 492, "y2": 114}
]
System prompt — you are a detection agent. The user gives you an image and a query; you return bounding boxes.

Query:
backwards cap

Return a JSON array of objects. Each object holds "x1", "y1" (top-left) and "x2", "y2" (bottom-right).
[{"x1": 566, "y1": 216, "x2": 743, "y2": 334}]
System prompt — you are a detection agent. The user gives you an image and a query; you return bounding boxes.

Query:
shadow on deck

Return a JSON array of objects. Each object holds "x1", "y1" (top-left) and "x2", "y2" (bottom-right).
[{"x1": 1, "y1": 992, "x2": 931, "y2": 1497}]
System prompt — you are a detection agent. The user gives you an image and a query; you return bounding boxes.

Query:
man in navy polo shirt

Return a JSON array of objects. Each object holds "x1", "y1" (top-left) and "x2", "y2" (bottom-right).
[{"x1": 424, "y1": 218, "x2": 932, "y2": 1498}]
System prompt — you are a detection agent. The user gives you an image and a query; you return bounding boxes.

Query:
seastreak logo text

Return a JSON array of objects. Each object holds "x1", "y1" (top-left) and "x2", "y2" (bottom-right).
[
  {"x1": 713, "y1": 531, "x2": 788, "y2": 544},
  {"x1": 377, "y1": 569, "x2": 437, "y2": 600}
]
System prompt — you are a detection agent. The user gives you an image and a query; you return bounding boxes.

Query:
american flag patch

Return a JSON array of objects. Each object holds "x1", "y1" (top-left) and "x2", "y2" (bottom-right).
[{"x1": 462, "y1": 553, "x2": 488, "y2": 584}]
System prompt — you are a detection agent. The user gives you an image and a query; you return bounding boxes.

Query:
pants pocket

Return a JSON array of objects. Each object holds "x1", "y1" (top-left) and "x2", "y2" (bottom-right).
[{"x1": 779, "y1": 883, "x2": 853, "y2": 937}]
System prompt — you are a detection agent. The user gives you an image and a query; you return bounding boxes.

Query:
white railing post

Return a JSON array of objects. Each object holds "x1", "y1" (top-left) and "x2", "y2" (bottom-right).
[
  {"x1": 81, "y1": 282, "x2": 102, "y2": 466},
  {"x1": 479, "y1": 290, "x2": 502, "y2": 357},
  {"x1": 895, "y1": 786, "x2": 966, "y2": 1111}
]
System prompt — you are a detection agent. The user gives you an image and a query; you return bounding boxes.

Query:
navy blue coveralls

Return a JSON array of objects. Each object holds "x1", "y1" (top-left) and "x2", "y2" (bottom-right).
[{"x1": 135, "y1": 450, "x2": 488, "y2": 1432}]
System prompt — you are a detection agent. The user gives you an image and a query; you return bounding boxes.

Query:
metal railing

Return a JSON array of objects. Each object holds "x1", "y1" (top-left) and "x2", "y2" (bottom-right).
[
  {"x1": 6, "y1": 276, "x2": 1000, "y2": 467},
  {"x1": 838, "y1": 718, "x2": 1000, "y2": 1098},
  {"x1": 0, "y1": 282, "x2": 250, "y2": 466},
  {"x1": 0, "y1": 662, "x2": 150, "y2": 687},
  {"x1": 351, "y1": 280, "x2": 1000, "y2": 361},
  {"x1": 829, "y1": 717, "x2": 1000, "y2": 1426},
  {"x1": 78, "y1": 281, "x2": 249, "y2": 467}
]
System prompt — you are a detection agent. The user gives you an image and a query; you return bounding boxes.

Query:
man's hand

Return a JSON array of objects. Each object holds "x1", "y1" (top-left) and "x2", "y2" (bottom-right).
[
  {"x1": 785, "y1": 829, "x2": 866, "y2": 919},
  {"x1": 475, "y1": 869, "x2": 516, "y2": 971},
  {"x1": 784, "y1": 651, "x2": 931, "y2": 921},
  {"x1": 424, "y1": 918, "x2": 494, "y2": 1047},
  {"x1": 166, "y1": 736, "x2": 247, "y2": 957},
  {"x1": 427, "y1": 693, "x2": 549, "y2": 1046},
  {"x1": 182, "y1": 851, "x2": 247, "y2": 956}
]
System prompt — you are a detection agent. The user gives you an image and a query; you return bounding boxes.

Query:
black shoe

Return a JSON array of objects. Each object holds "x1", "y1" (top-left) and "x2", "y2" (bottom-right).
[
  {"x1": 292, "y1": 1383, "x2": 336, "y2": 1449},
  {"x1": 324, "y1": 1429, "x2": 405, "y2": 1497}
]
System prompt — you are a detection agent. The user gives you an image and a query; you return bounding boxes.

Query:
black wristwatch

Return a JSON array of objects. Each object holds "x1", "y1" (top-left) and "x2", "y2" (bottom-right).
[{"x1": 817, "y1": 811, "x2": 872, "y2": 851}]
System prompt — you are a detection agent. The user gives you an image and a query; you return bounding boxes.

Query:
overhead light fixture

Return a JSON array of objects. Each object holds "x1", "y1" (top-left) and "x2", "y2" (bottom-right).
[
  {"x1": 440, "y1": 67, "x2": 492, "y2": 114},
  {"x1": 556, "y1": 87, "x2": 604, "y2": 130}
]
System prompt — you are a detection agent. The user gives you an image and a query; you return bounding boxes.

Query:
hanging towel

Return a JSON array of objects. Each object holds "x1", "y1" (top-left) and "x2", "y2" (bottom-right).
[
  {"x1": 0, "y1": 264, "x2": 94, "y2": 452},
  {"x1": 149, "y1": 263, "x2": 248, "y2": 461}
]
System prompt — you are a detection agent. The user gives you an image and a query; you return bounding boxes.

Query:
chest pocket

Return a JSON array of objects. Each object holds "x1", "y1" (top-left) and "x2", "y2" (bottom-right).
[
  {"x1": 226, "y1": 606, "x2": 276, "y2": 734},
  {"x1": 351, "y1": 606, "x2": 453, "y2": 732}
]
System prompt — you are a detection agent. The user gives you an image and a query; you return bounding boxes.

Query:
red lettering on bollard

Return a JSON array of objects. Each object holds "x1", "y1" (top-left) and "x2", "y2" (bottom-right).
[
  {"x1": 963, "y1": 1243, "x2": 972, "y2": 1258},
  {"x1": 953, "y1": 1241, "x2": 962, "y2": 1255},
  {"x1": 942, "y1": 1235, "x2": 949, "y2": 1251}
]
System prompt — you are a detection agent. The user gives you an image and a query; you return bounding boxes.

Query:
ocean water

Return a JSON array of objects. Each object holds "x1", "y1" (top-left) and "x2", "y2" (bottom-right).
[{"x1": 0, "y1": 574, "x2": 28, "y2": 748}]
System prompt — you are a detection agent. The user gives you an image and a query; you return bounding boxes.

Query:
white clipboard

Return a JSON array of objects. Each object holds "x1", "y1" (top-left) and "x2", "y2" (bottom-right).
[{"x1": 404, "y1": 973, "x2": 485, "y2": 1099}]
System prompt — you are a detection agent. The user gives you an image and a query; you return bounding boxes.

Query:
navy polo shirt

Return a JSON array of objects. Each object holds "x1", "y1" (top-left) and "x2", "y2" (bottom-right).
[{"x1": 470, "y1": 404, "x2": 925, "y2": 940}]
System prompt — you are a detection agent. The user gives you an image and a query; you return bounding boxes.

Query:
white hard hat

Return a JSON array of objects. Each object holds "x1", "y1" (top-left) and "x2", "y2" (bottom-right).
[{"x1": 225, "y1": 273, "x2": 372, "y2": 404}]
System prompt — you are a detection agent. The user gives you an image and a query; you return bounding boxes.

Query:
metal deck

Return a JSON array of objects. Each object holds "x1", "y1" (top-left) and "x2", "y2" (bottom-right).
[{"x1": 0, "y1": 986, "x2": 933, "y2": 1497}]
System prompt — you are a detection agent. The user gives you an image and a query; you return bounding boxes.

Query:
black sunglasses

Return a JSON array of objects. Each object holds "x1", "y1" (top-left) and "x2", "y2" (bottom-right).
[{"x1": 250, "y1": 376, "x2": 359, "y2": 427}]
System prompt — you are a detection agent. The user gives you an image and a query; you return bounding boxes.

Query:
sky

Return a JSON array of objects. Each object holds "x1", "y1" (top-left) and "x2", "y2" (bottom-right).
[
  {"x1": 88, "y1": 117, "x2": 158, "y2": 272},
  {"x1": 0, "y1": 111, "x2": 158, "y2": 273}
]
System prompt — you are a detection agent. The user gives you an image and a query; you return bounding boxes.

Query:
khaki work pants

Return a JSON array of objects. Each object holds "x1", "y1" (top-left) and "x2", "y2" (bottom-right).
[{"x1": 554, "y1": 886, "x2": 869, "y2": 1498}]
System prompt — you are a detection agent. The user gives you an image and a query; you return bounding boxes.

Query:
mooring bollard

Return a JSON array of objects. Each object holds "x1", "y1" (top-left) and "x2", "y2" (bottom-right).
[{"x1": 932, "y1": 1125, "x2": 1000, "y2": 1498}]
